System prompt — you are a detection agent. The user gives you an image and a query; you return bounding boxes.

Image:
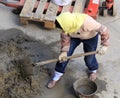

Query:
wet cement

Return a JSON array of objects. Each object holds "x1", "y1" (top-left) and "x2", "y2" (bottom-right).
[{"x1": 0, "y1": 28, "x2": 58, "y2": 98}]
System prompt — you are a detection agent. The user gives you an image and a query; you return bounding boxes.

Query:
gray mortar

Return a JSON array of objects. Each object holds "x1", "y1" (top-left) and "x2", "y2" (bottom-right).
[{"x1": 0, "y1": 28, "x2": 58, "y2": 98}]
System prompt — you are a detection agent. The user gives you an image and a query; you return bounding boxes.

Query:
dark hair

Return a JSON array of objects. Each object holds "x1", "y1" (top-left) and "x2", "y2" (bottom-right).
[{"x1": 55, "y1": 20, "x2": 62, "y2": 29}]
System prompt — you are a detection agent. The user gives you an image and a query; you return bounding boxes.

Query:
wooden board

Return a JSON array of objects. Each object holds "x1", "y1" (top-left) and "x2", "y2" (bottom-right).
[
  {"x1": 44, "y1": 1, "x2": 59, "y2": 21},
  {"x1": 34, "y1": 0, "x2": 48, "y2": 20},
  {"x1": 20, "y1": 0, "x2": 86, "y2": 29},
  {"x1": 20, "y1": 0, "x2": 37, "y2": 18},
  {"x1": 73, "y1": 0, "x2": 86, "y2": 12},
  {"x1": 61, "y1": 1, "x2": 72, "y2": 13}
]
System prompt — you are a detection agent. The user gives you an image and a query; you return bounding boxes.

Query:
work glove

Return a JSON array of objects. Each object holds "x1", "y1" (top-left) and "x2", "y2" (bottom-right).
[
  {"x1": 98, "y1": 46, "x2": 108, "y2": 55},
  {"x1": 58, "y1": 52, "x2": 67, "y2": 62}
]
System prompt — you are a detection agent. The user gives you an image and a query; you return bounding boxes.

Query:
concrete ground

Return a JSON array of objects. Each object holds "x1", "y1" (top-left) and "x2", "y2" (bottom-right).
[{"x1": 0, "y1": 0, "x2": 120, "y2": 98}]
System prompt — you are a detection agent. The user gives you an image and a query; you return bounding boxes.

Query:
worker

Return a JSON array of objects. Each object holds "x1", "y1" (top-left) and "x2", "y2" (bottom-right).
[{"x1": 47, "y1": 12, "x2": 110, "y2": 89}]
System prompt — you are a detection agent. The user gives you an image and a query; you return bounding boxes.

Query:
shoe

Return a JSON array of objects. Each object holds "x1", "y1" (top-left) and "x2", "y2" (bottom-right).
[
  {"x1": 47, "y1": 71, "x2": 63, "y2": 88},
  {"x1": 47, "y1": 76, "x2": 62, "y2": 89},
  {"x1": 89, "y1": 72, "x2": 97, "y2": 81},
  {"x1": 47, "y1": 80, "x2": 58, "y2": 89}
]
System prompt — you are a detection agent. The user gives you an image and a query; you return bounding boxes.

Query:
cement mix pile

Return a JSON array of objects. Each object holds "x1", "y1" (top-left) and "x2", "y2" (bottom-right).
[{"x1": 0, "y1": 28, "x2": 53, "y2": 98}]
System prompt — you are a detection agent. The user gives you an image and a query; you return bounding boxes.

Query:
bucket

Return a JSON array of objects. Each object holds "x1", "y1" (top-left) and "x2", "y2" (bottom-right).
[
  {"x1": 51, "y1": 0, "x2": 72, "y2": 6},
  {"x1": 73, "y1": 78, "x2": 97, "y2": 98}
]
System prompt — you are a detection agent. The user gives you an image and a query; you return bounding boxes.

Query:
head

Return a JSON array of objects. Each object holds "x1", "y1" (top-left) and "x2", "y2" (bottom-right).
[
  {"x1": 55, "y1": 12, "x2": 87, "y2": 34},
  {"x1": 55, "y1": 12, "x2": 75, "y2": 34}
]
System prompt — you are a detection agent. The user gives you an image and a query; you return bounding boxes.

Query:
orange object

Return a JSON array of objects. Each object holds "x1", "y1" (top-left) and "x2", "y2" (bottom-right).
[
  {"x1": 84, "y1": 0, "x2": 100, "y2": 19},
  {"x1": 106, "y1": 0, "x2": 114, "y2": 9}
]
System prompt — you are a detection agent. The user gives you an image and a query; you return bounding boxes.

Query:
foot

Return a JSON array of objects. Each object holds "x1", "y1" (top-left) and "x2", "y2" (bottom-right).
[
  {"x1": 89, "y1": 72, "x2": 97, "y2": 81},
  {"x1": 47, "y1": 80, "x2": 58, "y2": 89},
  {"x1": 47, "y1": 76, "x2": 62, "y2": 89},
  {"x1": 47, "y1": 71, "x2": 63, "y2": 88}
]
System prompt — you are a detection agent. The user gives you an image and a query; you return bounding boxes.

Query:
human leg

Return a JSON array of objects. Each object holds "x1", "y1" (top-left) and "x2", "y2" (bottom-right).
[
  {"x1": 55, "y1": 38, "x2": 82, "y2": 73},
  {"x1": 83, "y1": 34, "x2": 99, "y2": 80},
  {"x1": 47, "y1": 38, "x2": 81, "y2": 88}
]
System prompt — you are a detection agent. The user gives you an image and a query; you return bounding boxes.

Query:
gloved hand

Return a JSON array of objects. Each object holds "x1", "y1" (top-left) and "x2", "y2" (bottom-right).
[
  {"x1": 98, "y1": 46, "x2": 108, "y2": 55},
  {"x1": 58, "y1": 52, "x2": 67, "y2": 62}
]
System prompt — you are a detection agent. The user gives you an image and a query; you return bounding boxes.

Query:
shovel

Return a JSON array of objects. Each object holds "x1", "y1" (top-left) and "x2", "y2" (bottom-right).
[
  {"x1": 23, "y1": 51, "x2": 98, "y2": 75},
  {"x1": 35, "y1": 51, "x2": 98, "y2": 66}
]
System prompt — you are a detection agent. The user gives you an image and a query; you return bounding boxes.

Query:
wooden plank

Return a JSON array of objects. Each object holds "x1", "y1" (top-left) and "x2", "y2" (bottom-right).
[
  {"x1": 73, "y1": 0, "x2": 86, "y2": 13},
  {"x1": 19, "y1": 0, "x2": 86, "y2": 29},
  {"x1": 44, "y1": 21, "x2": 55, "y2": 29},
  {"x1": 44, "y1": 1, "x2": 59, "y2": 21},
  {"x1": 20, "y1": 18, "x2": 28, "y2": 25},
  {"x1": 34, "y1": 0, "x2": 48, "y2": 20},
  {"x1": 61, "y1": 2, "x2": 72, "y2": 13},
  {"x1": 20, "y1": 0, "x2": 37, "y2": 18}
]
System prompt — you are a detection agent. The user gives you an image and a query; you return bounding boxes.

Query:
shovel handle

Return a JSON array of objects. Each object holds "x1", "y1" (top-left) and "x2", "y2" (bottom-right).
[{"x1": 35, "y1": 51, "x2": 98, "y2": 66}]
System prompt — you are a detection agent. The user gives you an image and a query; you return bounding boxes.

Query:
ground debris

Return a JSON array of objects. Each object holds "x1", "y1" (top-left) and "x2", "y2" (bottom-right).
[{"x1": 0, "y1": 29, "x2": 49, "y2": 98}]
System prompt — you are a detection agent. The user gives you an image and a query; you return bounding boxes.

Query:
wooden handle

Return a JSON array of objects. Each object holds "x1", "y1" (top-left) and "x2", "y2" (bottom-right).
[{"x1": 35, "y1": 51, "x2": 98, "y2": 66}]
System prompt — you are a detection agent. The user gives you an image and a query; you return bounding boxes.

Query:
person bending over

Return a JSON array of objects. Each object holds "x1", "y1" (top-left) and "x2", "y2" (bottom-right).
[{"x1": 47, "y1": 12, "x2": 110, "y2": 89}]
